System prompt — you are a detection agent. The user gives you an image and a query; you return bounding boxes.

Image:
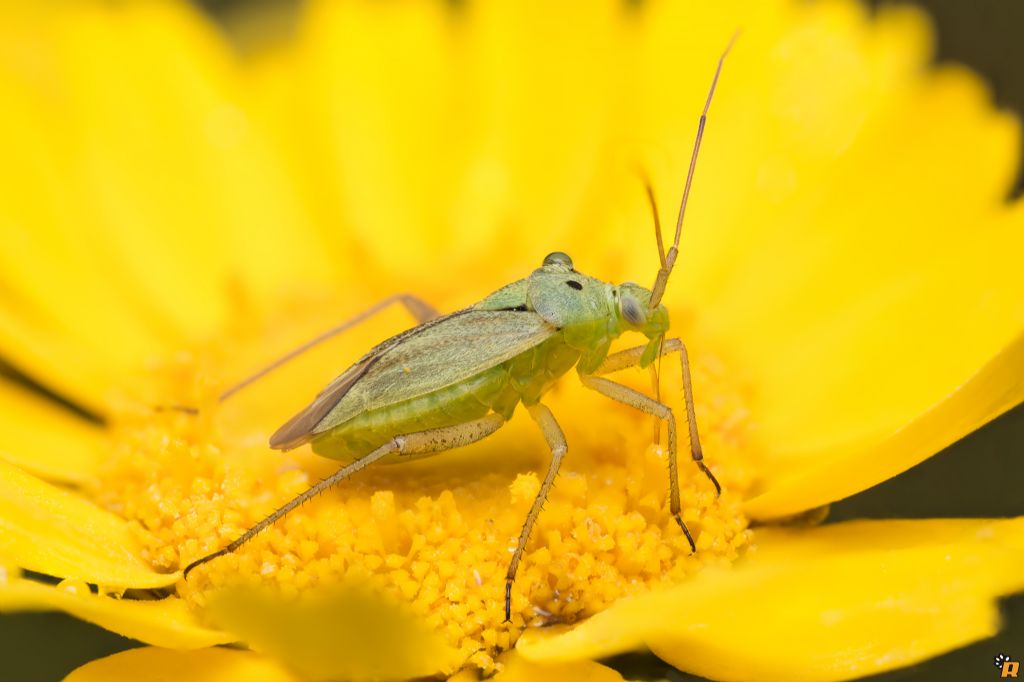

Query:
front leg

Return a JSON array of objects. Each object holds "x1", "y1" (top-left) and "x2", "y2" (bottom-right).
[
  {"x1": 593, "y1": 338, "x2": 720, "y2": 496},
  {"x1": 184, "y1": 413, "x2": 504, "y2": 579},
  {"x1": 578, "y1": 374, "x2": 698, "y2": 551},
  {"x1": 504, "y1": 403, "x2": 568, "y2": 622}
]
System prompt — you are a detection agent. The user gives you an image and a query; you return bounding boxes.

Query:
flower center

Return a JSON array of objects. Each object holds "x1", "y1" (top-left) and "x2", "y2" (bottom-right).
[{"x1": 94, "y1": 296, "x2": 754, "y2": 672}]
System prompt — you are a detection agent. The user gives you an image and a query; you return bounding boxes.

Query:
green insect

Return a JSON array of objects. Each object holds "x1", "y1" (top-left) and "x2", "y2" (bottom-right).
[{"x1": 184, "y1": 42, "x2": 733, "y2": 622}]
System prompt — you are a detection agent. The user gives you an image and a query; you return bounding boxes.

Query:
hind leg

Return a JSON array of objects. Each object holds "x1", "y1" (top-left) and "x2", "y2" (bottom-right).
[
  {"x1": 219, "y1": 294, "x2": 439, "y2": 402},
  {"x1": 183, "y1": 413, "x2": 504, "y2": 578}
]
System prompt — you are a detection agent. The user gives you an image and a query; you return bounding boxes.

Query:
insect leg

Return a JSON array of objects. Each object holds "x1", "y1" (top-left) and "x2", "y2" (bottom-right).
[
  {"x1": 578, "y1": 374, "x2": 697, "y2": 552},
  {"x1": 217, "y1": 294, "x2": 439, "y2": 403},
  {"x1": 394, "y1": 413, "x2": 505, "y2": 456},
  {"x1": 183, "y1": 413, "x2": 504, "y2": 579},
  {"x1": 593, "y1": 339, "x2": 720, "y2": 495},
  {"x1": 504, "y1": 403, "x2": 567, "y2": 623},
  {"x1": 183, "y1": 436, "x2": 399, "y2": 578},
  {"x1": 591, "y1": 340, "x2": 676, "y2": 375}
]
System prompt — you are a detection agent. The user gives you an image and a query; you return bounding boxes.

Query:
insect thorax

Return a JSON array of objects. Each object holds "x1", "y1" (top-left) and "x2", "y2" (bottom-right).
[{"x1": 526, "y1": 268, "x2": 623, "y2": 372}]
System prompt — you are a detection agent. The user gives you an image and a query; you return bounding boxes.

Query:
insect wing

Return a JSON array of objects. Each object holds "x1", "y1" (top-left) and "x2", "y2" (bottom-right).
[
  {"x1": 269, "y1": 355, "x2": 378, "y2": 449},
  {"x1": 320, "y1": 309, "x2": 556, "y2": 429},
  {"x1": 271, "y1": 309, "x2": 557, "y2": 448}
]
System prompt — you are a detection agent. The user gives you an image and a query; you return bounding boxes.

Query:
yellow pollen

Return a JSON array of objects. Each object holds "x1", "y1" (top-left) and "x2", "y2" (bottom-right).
[{"x1": 92, "y1": 300, "x2": 755, "y2": 673}]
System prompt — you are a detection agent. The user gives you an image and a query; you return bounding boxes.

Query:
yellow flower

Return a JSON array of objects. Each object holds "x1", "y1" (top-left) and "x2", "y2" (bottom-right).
[{"x1": 1, "y1": 1, "x2": 1022, "y2": 681}]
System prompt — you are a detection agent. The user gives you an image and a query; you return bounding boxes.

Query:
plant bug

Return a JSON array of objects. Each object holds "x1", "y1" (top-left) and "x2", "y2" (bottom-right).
[{"x1": 183, "y1": 38, "x2": 735, "y2": 623}]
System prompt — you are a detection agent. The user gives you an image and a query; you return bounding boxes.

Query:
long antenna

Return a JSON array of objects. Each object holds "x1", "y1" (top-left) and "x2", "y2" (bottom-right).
[
  {"x1": 649, "y1": 33, "x2": 737, "y2": 309},
  {"x1": 641, "y1": 173, "x2": 667, "y2": 268}
]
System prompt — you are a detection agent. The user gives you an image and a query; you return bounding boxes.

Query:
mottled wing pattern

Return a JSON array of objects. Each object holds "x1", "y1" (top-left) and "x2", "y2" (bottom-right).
[{"x1": 270, "y1": 309, "x2": 557, "y2": 449}]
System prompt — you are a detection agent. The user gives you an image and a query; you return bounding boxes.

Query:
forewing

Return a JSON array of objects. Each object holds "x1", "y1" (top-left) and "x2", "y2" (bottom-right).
[
  {"x1": 269, "y1": 355, "x2": 378, "y2": 450},
  {"x1": 271, "y1": 310, "x2": 556, "y2": 449}
]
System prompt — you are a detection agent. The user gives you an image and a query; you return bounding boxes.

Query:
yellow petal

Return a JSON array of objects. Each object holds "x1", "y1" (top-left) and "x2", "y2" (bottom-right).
[
  {"x1": 0, "y1": 378, "x2": 103, "y2": 484},
  {"x1": 204, "y1": 583, "x2": 462, "y2": 682},
  {"x1": 576, "y1": 0, "x2": 1022, "y2": 508},
  {"x1": 642, "y1": 2, "x2": 1024, "y2": 501},
  {"x1": 493, "y1": 650, "x2": 625, "y2": 682},
  {"x1": 289, "y1": 0, "x2": 625, "y2": 293},
  {"x1": 45, "y1": 3, "x2": 226, "y2": 339},
  {"x1": 65, "y1": 647, "x2": 298, "y2": 682},
  {"x1": 0, "y1": 578, "x2": 231, "y2": 649},
  {"x1": 744, "y1": 329, "x2": 1024, "y2": 518},
  {"x1": 518, "y1": 517, "x2": 1024, "y2": 682},
  {"x1": 0, "y1": 305, "x2": 118, "y2": 415},
  {"x1": 455, "y1": 0, "x2": 625, "y2": 273},
  {"x1": 69, "y1": 1, "x2": 339, "y2": 314},
  {"x1": 0, "y1": 5, "x2": 175, "y2": 402},
  {"x1": 294, "y1": 0, "x2": 460, "y2": 284},
  {"x1": 1, "y1": 1, "x2": 336, "y2": 370},
  {"x1": 0, "y1": 459, "x2": 177, "y2": 588}
]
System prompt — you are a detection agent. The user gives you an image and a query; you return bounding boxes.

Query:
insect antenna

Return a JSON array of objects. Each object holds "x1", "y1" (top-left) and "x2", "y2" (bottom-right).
[
  {"x1": 649, "y1": 33, "x2": 737, "y2": 310},
  {"x1": 642, "y1": 173, "x2": 667, "y2": 269},
  {"x1": 642, "y1": 172, "x2": 667, "y2": 445}
]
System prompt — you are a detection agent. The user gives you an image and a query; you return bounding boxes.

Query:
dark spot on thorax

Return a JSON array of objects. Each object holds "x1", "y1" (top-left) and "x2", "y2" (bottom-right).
[{"x1": 565, "y1": 280, "x2": 583, "y2": 290}]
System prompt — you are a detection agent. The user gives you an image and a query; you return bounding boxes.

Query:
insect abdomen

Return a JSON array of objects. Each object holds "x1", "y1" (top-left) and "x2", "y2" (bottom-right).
[
  {"x1": 309, "y1": 364, "x2": 517, "y2": 462},
  {"x1": 309, "y1": 336, "x2": 581, "y2": 463}
]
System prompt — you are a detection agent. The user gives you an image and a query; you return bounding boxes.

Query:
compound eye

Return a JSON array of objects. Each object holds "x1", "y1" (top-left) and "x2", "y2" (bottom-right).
[
  {"x1": 542, "y1": 251, "x2": 574, "y2": 269},
  {"x1": 621, "y1": 296, "x2": 645, "y2": 327}
]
